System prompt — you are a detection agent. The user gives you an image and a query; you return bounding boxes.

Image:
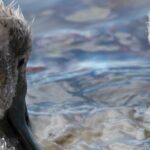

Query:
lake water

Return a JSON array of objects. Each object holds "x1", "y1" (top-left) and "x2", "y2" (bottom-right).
[{"x1": 5, "y1": 0, "x2": 150, "y2": 149}]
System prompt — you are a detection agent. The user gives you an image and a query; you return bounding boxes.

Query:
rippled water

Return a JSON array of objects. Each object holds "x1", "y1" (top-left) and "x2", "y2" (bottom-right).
[{"x1": 5, "y1": 0, "x2": 150, "y2": 149}]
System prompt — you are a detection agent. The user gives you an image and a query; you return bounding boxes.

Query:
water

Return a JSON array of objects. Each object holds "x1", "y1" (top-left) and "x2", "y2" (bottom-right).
[{"x1": 5, "y1": 0, "x2": 150, "y2": 149}]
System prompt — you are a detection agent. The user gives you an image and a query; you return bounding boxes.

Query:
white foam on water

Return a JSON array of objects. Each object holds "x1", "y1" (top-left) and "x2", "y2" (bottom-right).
[{"x1": 0, "y1": 137, "x2": 15, "y2": 150}]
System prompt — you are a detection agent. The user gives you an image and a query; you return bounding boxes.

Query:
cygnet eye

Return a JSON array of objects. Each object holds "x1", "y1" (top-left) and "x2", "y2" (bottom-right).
[
  {"x1": 17, "y1": 58, "x2": 25, "y2": 69},
  {"x1": 0, "y1": 71, "x2": 5, "y2": 85}
]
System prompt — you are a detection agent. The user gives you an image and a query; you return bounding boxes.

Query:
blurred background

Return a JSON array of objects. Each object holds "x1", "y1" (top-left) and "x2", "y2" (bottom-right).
[{"x1": 5, "y1": 0, "x2": 150, "y2": 149}]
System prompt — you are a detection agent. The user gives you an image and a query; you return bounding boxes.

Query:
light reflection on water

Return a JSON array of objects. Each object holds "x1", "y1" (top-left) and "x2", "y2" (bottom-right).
[{"x1": 6, "y1": 0, "x2": 150, "y2": 149}]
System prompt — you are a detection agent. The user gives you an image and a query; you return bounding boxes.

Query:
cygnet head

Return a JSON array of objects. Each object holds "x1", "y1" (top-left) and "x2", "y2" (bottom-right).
[
  {"x1": 0, "y1": 1, "x2": 40, "y2": 150},
  {"x1": 0, "y1": 0, "x2": 31, "y2": 117}
]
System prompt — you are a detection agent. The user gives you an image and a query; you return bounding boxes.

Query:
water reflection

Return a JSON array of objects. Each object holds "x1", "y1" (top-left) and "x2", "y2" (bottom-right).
[{"x1": 6, "y1": 0, "x2": 150, "y2": 149}]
